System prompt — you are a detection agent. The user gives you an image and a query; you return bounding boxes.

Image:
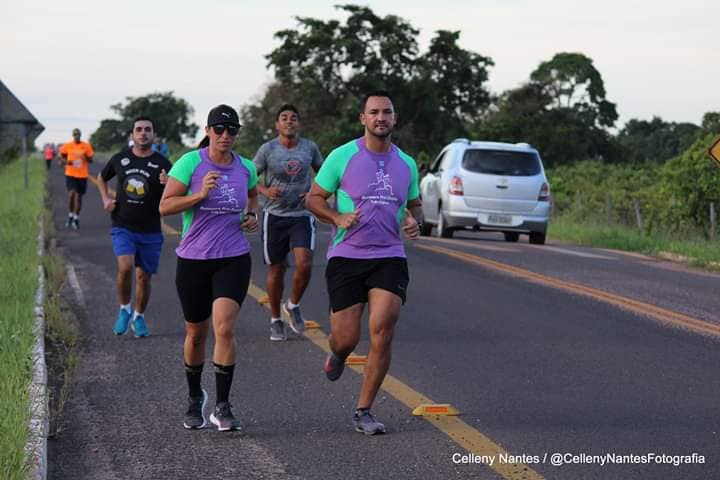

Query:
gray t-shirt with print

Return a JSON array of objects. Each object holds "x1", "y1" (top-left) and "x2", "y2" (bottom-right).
[{"x1": 253, "y1": 137, "x2": 324, "y2": 217}]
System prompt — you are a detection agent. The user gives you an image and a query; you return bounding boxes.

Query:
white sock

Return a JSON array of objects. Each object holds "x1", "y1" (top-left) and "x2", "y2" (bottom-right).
[
  {"x1": 133, "y1": 310, "x2": 143, "y2": 319},
  {"x1": 287, "y1": 300, "x2": 299, "y2": 309},
  {"x1": 271, "y1": 317, "x2": 282, "y2": 323},
  {"x1": 121, "y1": 303, "x2": 131, "y2": 313},
  {"x1": 73, "y1": 213, "x2": 79, "y2": 220},
  {"x1": 68, "y1": 212, "x2": 73, "y2": 218}
]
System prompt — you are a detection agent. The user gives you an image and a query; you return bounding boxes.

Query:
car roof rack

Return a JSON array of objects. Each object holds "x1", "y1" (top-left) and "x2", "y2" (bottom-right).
[
  {"x1": 515, "y1": 142, "x2": 533, "y2": 148},
  {"x1": 452, "y1": 138, "x2": 471, "y2": 144}
]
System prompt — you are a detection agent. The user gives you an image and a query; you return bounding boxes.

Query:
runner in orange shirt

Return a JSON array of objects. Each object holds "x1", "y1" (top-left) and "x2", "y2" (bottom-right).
[
  {"x1": 43, "y1": 144, "x2": 55, "y2": 170},
  {"x1": 59, "y1": 128, "x2": 95, "y2": 229}
]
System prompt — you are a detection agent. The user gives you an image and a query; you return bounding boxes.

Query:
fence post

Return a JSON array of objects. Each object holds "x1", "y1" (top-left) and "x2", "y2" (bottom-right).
[
  {"x1": 633, "y1": 198, "x2": 644, "y2": 230},
  {"x1": 23, "y1": 127, "x2": 29, "y2": 190},
  {"x1": 711, "y1": 203, "x2": 717, "y2": 240},
  {"x1": 606, "y1": 193, "x2": 612, "y2": 225}
]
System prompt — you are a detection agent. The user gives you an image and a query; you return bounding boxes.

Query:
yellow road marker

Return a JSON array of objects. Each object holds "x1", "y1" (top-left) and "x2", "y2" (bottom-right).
[
  {"x1": 247, "y1": 280, "x2": 544, "y2": 480},
  {"x1": 258, "y1": 295, "x2": 270, "y2": 304},
  {"x1": 345, "y1": 355, "x2": 367, "y2": 365},
  {"x1": 304, "y1": 320, "x2": 320, "y2": 329},
  {"x1": 417, "y1": 243, "x2": 720, "y2": 338},
  {"x1": 88, "y1": 175, "x2": 179, "y2": 235},
  {"x1": 412, "y1": 404, "x2": 460, "y2": 416}
]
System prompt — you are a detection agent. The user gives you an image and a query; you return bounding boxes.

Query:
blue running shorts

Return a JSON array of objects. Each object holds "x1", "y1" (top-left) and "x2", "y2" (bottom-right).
[{"x1": 111, "y1": 227, "x2": 164, "y2": 274}]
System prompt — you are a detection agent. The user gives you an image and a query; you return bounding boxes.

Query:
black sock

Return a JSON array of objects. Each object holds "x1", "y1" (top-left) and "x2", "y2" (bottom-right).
[
  {"x1": 185, "y1": 362, "x2": 204, "y2": 398},
  {"x1": 355, "y1": 407, "x2": 370, "y2": 415},
  {"x1": 214, "y1": 362, "x2": 235, "y2": 404}
]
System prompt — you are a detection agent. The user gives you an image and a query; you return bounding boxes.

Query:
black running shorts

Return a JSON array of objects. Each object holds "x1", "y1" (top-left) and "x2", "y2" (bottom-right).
[
  {"x1": 175, "y1": 254, "x2": 251, "y2": 323},
  {"x1": 65, "y1": 176, "x2": 88, "y2": 195},
  {"x1": 325, "y1": 257, "x2": 409, "y2": 313},
  {"x1": 261, "y1": 213, "x2": 316, "y2": 265}
]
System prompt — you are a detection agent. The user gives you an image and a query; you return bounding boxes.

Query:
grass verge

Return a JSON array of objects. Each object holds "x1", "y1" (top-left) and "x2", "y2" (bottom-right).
[
  {"x1": 0, "y1": 157, "x2": 44, "y2": 480},
  {"x1": 549, "y1": 216, "x2": 720, "y2": 271},
  {"x1": 41, "y1": 205, "x2": 79, "y2": 437}
]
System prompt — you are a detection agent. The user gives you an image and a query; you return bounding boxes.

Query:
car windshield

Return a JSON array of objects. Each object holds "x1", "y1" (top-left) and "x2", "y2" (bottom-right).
[{"x1": 462, "y1": 149, "x2": 541, "y2": 176}]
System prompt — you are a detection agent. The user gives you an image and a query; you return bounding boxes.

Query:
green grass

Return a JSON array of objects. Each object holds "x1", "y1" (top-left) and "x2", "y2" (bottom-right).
[
  {"x1": 549, "y1": 216, "x2": 720, "y2": 271},
  {"x1": 0, "y1": 157, "x2": 45, "y2": 479}
]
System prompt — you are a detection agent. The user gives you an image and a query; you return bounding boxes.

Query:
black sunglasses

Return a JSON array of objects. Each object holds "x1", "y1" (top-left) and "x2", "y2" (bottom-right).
[{"x1": 211, "y1": 124, "x2": 240, "y2": 136}]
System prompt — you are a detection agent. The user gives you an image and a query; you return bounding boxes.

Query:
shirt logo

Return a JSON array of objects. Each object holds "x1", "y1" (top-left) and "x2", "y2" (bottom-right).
[
  {"x1": 121, "y1": 157, "x2": 130, "y2": 166},
  {"x1": 148, "y1": 162, "x2": 159, "y2": 169},
  {"x1": 123, "y1": 174, "x2": 148, "y2": 200},
  {"x1": 285, "y1": 159, "x2": 302, "y2": 176},
  {"x1": 368, "y1": 169, "x2": 394, "y2": 196}
]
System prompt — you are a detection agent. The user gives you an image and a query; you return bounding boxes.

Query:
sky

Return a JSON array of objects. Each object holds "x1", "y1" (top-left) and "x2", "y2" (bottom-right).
[{"x1": 1, "y1": 0, "x2": 717, "y2": 146}]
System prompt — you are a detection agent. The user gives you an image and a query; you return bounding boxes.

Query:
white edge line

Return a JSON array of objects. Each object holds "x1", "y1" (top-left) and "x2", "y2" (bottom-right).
[
  {"x1": 66, "y1": 264, "x2": 86, "y2": 308},
  {"x1": 25, "y1": 224, "x2": 48, "y2": 480}
]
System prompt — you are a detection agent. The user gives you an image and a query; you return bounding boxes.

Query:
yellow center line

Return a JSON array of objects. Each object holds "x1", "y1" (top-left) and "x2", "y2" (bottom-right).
[
  {"x1": 246, "y1": 282, "x2": 544, "y2": 480},
  {"x1": 416, "y1": 243, "x2": 720, "y2": 338},
  {"x1": 88, "y1": 175, "x2": 179, "y2": 235}
]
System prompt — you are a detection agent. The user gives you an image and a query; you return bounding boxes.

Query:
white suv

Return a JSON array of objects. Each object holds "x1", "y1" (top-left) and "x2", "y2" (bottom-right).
[{"x1": 420, "y1": 139, "x2": 550, "y2": 244}]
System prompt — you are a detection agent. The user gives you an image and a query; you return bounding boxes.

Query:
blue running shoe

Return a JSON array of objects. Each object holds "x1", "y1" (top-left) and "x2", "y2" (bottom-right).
[
  {"x1": 131, "y1": 314, "x2": 148, "y2": 337},
  {"x1": 113, "y1": 308, "x2": 132, "y2": 335},
  {"x1": 353, "y1": 409, "x2": 386, "y2": 435},
  {"x1": 283, "y1": 301, "x2": 305, "y2": 334}
]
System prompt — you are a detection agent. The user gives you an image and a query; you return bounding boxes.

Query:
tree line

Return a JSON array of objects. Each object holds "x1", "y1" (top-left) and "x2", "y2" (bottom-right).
[{"x1": 91, "y1": 4, "x2": 719, "y2": 171}]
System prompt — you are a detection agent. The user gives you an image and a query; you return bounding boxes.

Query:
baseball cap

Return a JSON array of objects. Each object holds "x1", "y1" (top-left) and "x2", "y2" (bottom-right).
[
  {"x1": 207, "y1": 105, "x2": 241, "y2": 127},
  {"x1": 72, "y1": 128, "x2": 81, "y2": 135}
]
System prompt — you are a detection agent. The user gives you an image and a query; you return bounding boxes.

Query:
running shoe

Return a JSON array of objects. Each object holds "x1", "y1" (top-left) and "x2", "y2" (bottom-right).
[
  {"x1": 112, "y1": 308, "x2": 132, "y2": 335},
  {"x1": 353, "y1": 409, "x2": 386, "y2": 435},
  {"x1": 323, "y1": 352, "x2": 345, "y2": 381},
  {"x1": 131, "y1": 314, "x2": 148, "y2": 337},
  {"x1": 64, "y1": 216, "x2": 73, "y2": 228},
  {"x1": 183, "y1": 388, "x2": 207, "y2": 429},
  {"x1": 210, "y1": 402, "x2": 242, "y2": 431},
  {"x1": 269, "y1": 319, "x2": 287, "y2": 341},
  {"x1": 283, "y1": 301, "x2": 305, "y2": 334},
  {"x1": 71, "y1": 218, "x2": 79, "y2": 229}
]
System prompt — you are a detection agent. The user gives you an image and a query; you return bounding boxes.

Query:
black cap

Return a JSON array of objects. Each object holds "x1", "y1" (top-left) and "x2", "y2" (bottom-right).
[{"x1": 207, "y1": 104, "x2": 240, "y2": 127}]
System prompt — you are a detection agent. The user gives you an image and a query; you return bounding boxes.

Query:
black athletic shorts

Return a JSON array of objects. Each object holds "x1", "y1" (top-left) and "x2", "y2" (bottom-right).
[
  {"x1": 175, "y1": 254, "x2": 251, "y2": 323},
  {"x1": 325, "y1": 257, "x2": 409, "y2": 312},
  {"x1": 262, "y1": 213, "x2": 316, "y2": 264},
  {"x1": 65, "y1": 176, "x2": 87, "y2": 195}
]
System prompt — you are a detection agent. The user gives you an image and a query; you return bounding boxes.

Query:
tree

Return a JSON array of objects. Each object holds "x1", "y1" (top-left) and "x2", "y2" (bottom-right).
[
  {"x1": 530, "y1": 52, "x2": 618, "y2": 128},
  {"x1": 91, "y1": 92, "x2": 198, "y2": 151},
  {"x1": 702, "y1": 112, "x2": 720, "y2": 135},
  {"x1": 238, "y1": 5, "x2": 493, "y2": 159},
  {"x1": 89, "y1": 119, "x2": 126, "y2": 151},
  {"x1": 475, "y1": 52, "x2": 620, "y2": 166},
  {"x1": 617, "y1": 116, "x2": 701, "y2": 164}
]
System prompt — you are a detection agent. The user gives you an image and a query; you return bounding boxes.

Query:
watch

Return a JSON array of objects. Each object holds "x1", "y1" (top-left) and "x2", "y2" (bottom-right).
[{"x1": 245, "y1": 211, "x2": 257, "y2": 218}]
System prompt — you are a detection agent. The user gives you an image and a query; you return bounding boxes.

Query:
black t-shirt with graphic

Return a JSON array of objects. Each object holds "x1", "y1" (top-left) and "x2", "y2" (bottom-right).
[{"x1": 101, "y1": 151, "x2": 172, "y2": 233}]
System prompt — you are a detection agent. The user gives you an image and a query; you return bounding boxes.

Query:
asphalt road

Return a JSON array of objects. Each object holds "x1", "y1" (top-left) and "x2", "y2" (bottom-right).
[{"x1": 47, "y1": 159, "x2": 720, "y2": 480}]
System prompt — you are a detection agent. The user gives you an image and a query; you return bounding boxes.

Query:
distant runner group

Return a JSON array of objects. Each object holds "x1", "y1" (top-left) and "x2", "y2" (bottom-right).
[{"x1": 55, "y1": 90, "x2": 424, "y2": 436}]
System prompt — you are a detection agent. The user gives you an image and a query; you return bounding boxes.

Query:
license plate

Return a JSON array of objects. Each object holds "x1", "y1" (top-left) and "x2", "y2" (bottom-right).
[{"x1": 487, "y1": 214, "x2": 512, "y2": 225}]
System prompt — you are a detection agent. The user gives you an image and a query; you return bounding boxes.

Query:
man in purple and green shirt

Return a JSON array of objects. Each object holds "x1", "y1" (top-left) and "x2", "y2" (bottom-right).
[{"x1": 306, "y1": 90, "x2": 424, "y2": 436}]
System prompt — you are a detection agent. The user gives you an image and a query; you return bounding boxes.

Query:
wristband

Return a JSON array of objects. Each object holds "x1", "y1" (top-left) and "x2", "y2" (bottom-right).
[{"x1": 245, "y1": 211, "x2": 257, "y2": 218}]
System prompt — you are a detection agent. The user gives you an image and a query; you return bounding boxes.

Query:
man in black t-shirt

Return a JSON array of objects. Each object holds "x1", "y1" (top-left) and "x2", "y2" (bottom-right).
[{"x1": 98, "y1": 116, "x2": 172, "y2": 338}]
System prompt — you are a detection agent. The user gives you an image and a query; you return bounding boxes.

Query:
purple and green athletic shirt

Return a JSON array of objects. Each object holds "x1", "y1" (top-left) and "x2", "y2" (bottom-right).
[
  {"x1": 314, "y1": 137, "x2": 420, "y2": 260},
  {"x1": 168, "y1": 148, "x2": 257, "y2": 260}
]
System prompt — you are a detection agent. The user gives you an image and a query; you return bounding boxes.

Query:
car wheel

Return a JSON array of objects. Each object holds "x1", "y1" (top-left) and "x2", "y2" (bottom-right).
[
  {"x1": 436, "y1": 209, "x2": 453, "y2": 238},
  {"x1": 419, "y1": 222, "x2": 433, "y2": 236},
  {"x1": 503, "y1": 232, "x2": 520, "y2": 242},
  {"x1": 529, "y1": 231, "x2": 546, "y2": 245}
]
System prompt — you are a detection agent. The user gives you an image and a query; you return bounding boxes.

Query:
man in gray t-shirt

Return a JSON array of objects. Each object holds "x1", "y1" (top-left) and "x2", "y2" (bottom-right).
[{"x1": 253, "y1": 104, "x2": 323, "y2": 341}]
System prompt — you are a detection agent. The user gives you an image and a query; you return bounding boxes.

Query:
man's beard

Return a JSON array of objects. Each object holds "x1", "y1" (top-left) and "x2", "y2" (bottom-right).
[{"x1": 369, "y1": 125, "x2": 392, "y2": 139}]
